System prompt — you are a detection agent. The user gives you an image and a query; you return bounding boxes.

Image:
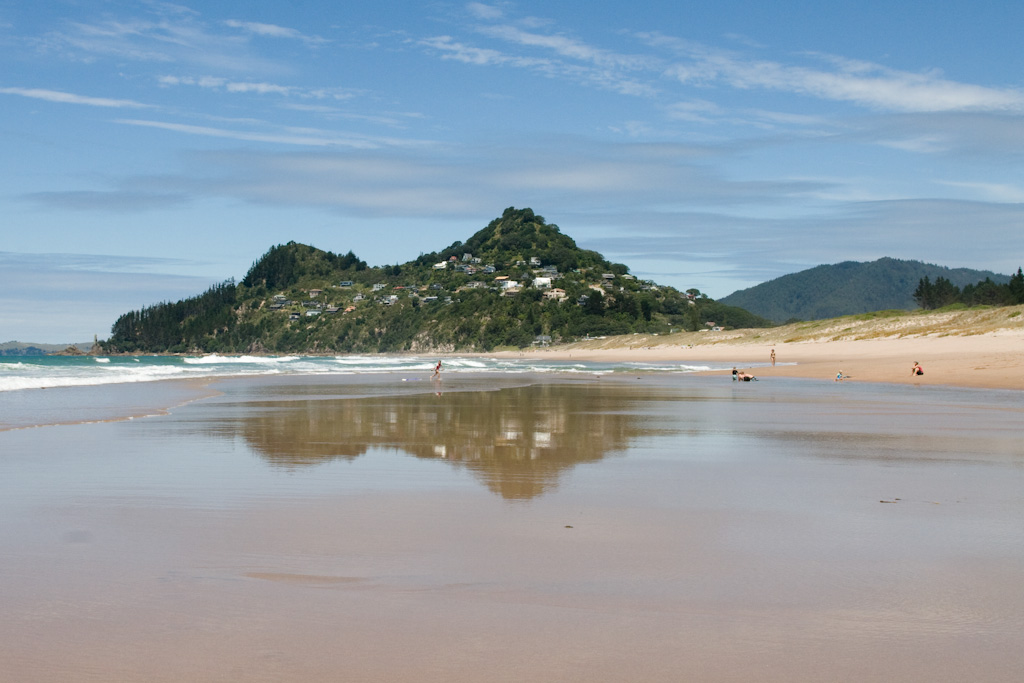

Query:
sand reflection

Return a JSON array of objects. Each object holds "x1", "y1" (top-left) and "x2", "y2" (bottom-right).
[{"x1": 224, "y1": 383, "x2": 654, "y2": 500}]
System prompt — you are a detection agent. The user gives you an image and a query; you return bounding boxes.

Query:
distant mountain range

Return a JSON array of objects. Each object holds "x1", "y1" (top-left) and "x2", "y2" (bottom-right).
[
  {"x1": 719, "y1": 258, "x2": 1010, "y2": 323},
  {"x1": 0, "y1": 341, "x2": 94, "y2": 356}
]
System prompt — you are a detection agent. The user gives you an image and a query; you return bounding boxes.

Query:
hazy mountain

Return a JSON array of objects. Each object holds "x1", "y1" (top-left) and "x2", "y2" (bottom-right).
[
  {"x1": 0, "y1": 341, "x2": 94, "y2": 356},
  {"x1": 719, "y1": 258, "x2": 1010, "y2": 323}
]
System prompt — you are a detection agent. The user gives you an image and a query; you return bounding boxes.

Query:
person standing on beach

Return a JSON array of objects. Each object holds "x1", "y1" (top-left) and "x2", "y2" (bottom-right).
[
  {"x1": 770, "y1": 349, "x2": 776, "y2": 366},
  {"x1": 732, "y1": 367, "x2": 738, "y2": 381}
]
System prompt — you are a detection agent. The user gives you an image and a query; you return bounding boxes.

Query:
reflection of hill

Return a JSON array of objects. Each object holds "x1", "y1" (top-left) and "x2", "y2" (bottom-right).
[{"x1": 229, "y1": 384, "x2": 651, "y2": 500}]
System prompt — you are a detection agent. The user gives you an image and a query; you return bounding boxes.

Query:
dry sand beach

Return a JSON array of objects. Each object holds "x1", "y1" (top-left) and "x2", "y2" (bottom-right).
[
  {"x1": 499, "y1": 305, "x2": 1024, "y2": 391},
  {"x1": 2, "y1": 307, "x2": 1023, "y2": 682}
]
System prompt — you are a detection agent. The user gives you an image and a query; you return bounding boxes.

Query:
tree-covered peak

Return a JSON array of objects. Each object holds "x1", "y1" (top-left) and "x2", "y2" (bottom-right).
[
  {"x1": 436, "y1": 206, "x2": 616, "y2": 273},
  {"x1": 242, "y1": 242, "x2": 366, "y2": 290}
]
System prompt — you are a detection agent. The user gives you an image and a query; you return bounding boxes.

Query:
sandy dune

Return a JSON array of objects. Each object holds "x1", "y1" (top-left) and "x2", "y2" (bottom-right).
[{"x1": 496, "y1": 305, "x2": 1024, "y2": 391}]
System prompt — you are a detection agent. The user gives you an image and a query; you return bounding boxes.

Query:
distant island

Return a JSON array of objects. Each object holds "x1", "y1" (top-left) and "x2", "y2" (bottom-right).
[
  {"x1": 98, "y1": 207, "x2": 770, "y2": 355},
  {"x1": 0, "y1": 341, "x2": 95, "y2": 356}
]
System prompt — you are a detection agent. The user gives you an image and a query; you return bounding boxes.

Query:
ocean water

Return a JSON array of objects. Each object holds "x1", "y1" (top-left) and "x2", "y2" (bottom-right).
[
  {"x1": 0, "y1": 354, "x2": 745, "y2": 431},
  {"x1": 0, "y1": 354, "x2": 738, "y2": 393}
]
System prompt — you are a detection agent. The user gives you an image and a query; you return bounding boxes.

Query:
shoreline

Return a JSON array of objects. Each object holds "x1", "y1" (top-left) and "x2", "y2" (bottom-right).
[
  {"x1": 486, "y1": 307, "x2": 1024, "y2": 392},
  {"x1": 13, "y1": 306, "x2": 1022, "y2": 395}
]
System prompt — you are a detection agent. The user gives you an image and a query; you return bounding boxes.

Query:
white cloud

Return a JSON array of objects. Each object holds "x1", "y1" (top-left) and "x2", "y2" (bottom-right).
[
  {"x1": 466, "y1": 3, "x2": 505, "y2": 21},
  {"x1": 42, "y1": 13, "x2": 289, "y2": 74},
  {"x1": 115, "y1": 118, "x2": 426, "y2": 149},
  {"x1": 223, "y1": 19, "x2": 326, "y2": 45},
  {"x1": 419, "y1": 29, "x2": 658, "y2": 97},
  {"x1": 158, "y1": 75, "x2": 358, "y2": 101},
  {"x1": 0, "y1": 87, "x2": 151, "y2": 108},
  {"x1": 661, "y1": 47, "x2": 1024, "y2": 113},
  {"x1": 418, "y1": 35, "x2": 522, "y2": 66},
  {"x1": 936, "y1": 180, "x2": 1024, "y2": 203},
  {"x1": 477, "y1": 24, "x2": 650, "y2": 71}
]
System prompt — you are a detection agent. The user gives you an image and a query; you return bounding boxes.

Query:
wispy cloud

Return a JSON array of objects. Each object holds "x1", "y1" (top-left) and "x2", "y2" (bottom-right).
[
  {"x1": 39, "y1": 12, "x2": 290, "y2": 74},
  {"x1": 936, "y1": 180, "x2": 1024, "y2": 203},
  {"x1": 419, "y1": 31, "x2": 657, "y2": 97},
  {"x1": 418, "y1": 35, "x2": 538, "y2": 67},
  {"x1": 157, "y1": 74, "x2": 357, "y2": 100},
  {"x1": 21, "y1": 190, "x2": 188, "y2": 212},
  {"x1": 223, "y1": 19, "x2": 326, "y2": 46},
  {"x1": 650, "y1": 35, "x2": 1024, "y2": 113},
  {"x1": 0, "y1": 87, "x2": 152, "y2": 108},
  {"x1": 72, "y1": 137, "x2": 817, "y2": 222},
  {"x1": 477, "y1": 24, "x2": 650, "y2": 71},
  {"x1": 424, "y1": 10, "x2": 1024, "y2": 118},
  {"x1": 466, "y1": 3, "x2": 505, "y2": 21},
  {"x1": 116, "y1": 118, "x2": 431, "y2": 149}
]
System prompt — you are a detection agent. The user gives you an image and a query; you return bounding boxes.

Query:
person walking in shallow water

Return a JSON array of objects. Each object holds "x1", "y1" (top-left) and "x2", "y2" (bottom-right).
[{"x1": 432, "y1": 360, "x2": 442, "y2": 379}]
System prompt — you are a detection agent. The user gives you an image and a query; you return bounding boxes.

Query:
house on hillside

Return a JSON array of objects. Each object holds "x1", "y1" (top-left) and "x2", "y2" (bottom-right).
[{"x1": 544, "y1": 288, "x2": 566, "y2": 301}]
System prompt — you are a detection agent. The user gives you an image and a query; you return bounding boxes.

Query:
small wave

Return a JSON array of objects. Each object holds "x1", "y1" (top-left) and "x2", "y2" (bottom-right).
[
  {"x1": 94, "y1": 357, "x2": 111, "y2": 363},
  {"x1": 0, "y1": 365, "x2": 191, "y2": 391},
  {"x1": 183, "y1": 354, "x2": 300, "y2": 365}
]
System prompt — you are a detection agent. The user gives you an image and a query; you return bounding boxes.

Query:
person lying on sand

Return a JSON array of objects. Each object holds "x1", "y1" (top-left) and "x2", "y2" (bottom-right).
[{"x1": 737, "y1": 371, "x2": 757, "y2": 381}]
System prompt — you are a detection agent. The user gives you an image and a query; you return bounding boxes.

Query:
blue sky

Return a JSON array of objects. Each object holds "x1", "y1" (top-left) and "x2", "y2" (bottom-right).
[{"x1": 3, "y1": 0, "x2": 1023, "y2": 342}]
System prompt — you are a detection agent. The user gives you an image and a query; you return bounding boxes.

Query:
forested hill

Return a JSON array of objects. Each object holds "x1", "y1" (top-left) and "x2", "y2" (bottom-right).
[
  {"x1": 100, "y1": 208, "x2": 771, "y2": 354},
  {"x1": 719, "y1": 258, "x2": 1010, "y2": 323}
]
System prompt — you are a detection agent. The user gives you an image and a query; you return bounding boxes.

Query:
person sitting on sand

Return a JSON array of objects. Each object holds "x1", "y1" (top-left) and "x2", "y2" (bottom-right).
[
  {"x1": 835, "y1": 370, "x2": 845, "y2": 381},
  {"x1": 911, "y1": 361, "x2": 923, "y2": 376},
  {"x1": 737, "y1": 371, "x2": 757, "y2": 381}
]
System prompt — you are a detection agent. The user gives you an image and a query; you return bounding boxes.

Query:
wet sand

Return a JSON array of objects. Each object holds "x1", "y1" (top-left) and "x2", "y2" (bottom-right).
[{"x1": 2, "y1": 373, "x2": 1023, "y2": 682}]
